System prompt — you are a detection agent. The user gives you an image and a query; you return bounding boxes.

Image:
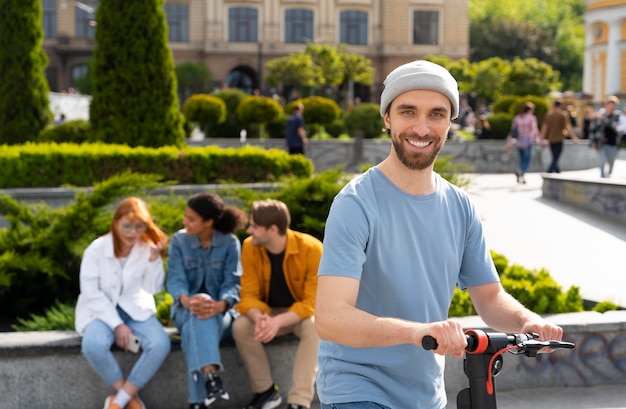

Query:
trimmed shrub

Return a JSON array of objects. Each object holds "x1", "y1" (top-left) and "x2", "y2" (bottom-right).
[
  {"x1": 343, "y1": 103, "x2": 384, "y2": 139},
  {"x1": 0, "y1": 143, "x2": 313, "y2": 188},
  {"x1": 486, "y1": 112, "x2": 514, "y2": 140},
  {"x1": 324, "y1": 117, "x2": 347, "y2": 139},
  {"x1": 286, "y1": 96, "x2": 342, "y2": 138},
  {"x1": 38, "y1": 119, "x2": 93, "y2": 144},
  {"x1": 236, "y1": 96, "x2": 283, "y2": 139},
  {"x1": 182, "y1": 94, "x2": 227, "y2": 137},
  {"x1": 211, "y1": 88, "x2": 252, "y2": 138},
  {"x1": 492, "y1": 95, "x2": 519, "y2": 115}
]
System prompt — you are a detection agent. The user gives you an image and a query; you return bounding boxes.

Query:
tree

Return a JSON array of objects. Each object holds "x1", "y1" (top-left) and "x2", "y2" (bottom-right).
[
  {"x1": 504, "y1": 57, "x2": 561, "y2": 97},
  {"x1": 176, "y1": 61, "x2": 213, "y2": 103},
  {"x1": 305, "y1": 44, "x2": 345, "y2": 92},
  {"x1": 339, "y1": 46, "x2": 375, "y2": 108},
  {"x1": 89, "y1": 0, "x2": 185, "y2": 147},
  {"x1": 0, "y1": 0, "x2": 52, "y2": 144},
  {"x1": 470, "y1": 57, "x2": 511, "y2": 102},
  {"x1": 266, "y1": 53, "x2": 319, "y2": 96},
  {"x1": 266, "y1": 45, "x2": 374, "y2": 104},
  {"x1": 469, "y1": 0, "x2": 585, "y2": 91}
]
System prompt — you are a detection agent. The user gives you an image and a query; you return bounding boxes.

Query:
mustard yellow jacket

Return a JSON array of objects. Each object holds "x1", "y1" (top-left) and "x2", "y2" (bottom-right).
[{"x1": 236, "y1": 229, "x2": 322, "y2": 319}]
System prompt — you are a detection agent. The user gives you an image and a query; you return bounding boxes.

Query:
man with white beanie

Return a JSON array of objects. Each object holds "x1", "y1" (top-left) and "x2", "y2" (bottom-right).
[{"x1": 314, "y1": 60, "x2": 563, "y2": 408}]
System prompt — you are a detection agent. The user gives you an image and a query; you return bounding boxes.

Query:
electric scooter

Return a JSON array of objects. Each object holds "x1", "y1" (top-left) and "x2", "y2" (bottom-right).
[{"x1": 423, "y1": 330, "x2": 575, "y2": 409}]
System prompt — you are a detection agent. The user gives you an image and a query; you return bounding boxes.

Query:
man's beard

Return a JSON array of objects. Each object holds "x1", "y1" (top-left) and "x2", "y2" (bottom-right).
[{"x1": 391, "y1": 131, "x2": 443, "y2": 170}]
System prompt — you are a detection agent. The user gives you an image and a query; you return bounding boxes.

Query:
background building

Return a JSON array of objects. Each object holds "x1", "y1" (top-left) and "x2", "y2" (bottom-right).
[
  {"x1": 42, "y1": 0, "x2": 469, "y2": 103},
  {"x1": 584, "y1": 0, "x2": 626, "y2": 104}
]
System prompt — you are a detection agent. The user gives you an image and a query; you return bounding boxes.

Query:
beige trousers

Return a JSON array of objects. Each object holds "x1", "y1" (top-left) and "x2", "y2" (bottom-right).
[{"x1": 232, "y1": 310, "x2": 320, "y2": 408}]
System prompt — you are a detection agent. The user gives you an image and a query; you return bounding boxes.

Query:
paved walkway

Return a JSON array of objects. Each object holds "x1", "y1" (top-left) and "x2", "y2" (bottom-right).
[{"x1": 464, "y1": 156, "x2": 626, "y2": 308}]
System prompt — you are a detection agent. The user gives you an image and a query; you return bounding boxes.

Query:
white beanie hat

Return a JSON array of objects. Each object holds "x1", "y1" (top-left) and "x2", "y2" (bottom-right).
[{"x1": 379, "y1": 60, "x2": 459, "y2": 120}]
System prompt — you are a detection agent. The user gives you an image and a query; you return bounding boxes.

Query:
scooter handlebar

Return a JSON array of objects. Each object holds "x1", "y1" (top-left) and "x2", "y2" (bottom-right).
[{"x1": 422, "y1": 330, "x2": 575, "y2": 356}]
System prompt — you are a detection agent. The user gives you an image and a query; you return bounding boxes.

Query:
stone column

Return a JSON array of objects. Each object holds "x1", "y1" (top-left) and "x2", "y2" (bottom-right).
[{"x1": 605, "y1": 17, "x2": 622, "y2": 97}]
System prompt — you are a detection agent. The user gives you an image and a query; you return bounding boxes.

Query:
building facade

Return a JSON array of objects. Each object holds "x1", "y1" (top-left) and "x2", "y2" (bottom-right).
[
  {"x1": 584, "y1": 0, "x2": 626, "y2": 104},
  {"x1": 41, "y1": 0, "x2": 469, "y2": 103}
]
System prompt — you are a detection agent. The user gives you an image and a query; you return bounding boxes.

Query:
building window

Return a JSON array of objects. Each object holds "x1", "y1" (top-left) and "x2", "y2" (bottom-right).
[
  {"x1": 164, "y1": 4, "x2": 189, "y2": 42},
  {"x1": 285, "y1": 9, "x2": 313, "y2": 43},
  {"x1": 75, "y1": 1, "x2": 97, "y2": 38},
  {"x1": 71, "y1": 64, "x2": 89, "y2": 83},
  {"x1": 413, "y1": 10, "x2": 439, "y2": 45},
  {"x1": 229, "y1": 7, "x2": 258, "y2": 42},
  {"x1": 42, "y1": 0, "x2": 57, "y2": 38},
  {"x1": 339, "y1": 10, "x2": 367, "y2": 45}
]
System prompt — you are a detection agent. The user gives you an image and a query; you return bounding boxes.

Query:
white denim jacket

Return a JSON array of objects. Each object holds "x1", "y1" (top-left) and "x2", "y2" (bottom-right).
[{"x1": 75, "y1": 233, "x2": 164, "y2": 332}]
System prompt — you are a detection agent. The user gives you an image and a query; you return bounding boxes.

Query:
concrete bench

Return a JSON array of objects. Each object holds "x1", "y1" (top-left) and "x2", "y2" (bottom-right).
[
  {"x1": 2, "y1": 311, "x2": 626, "y2": 409},
  {"x1": 0, "y1": 328, "x2": 318, "y2": 409}
]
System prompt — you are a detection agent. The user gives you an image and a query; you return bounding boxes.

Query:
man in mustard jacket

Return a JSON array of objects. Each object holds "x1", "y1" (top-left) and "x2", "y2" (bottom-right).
[{"x1": 233, "y1": 199, "x2": 323, "y2": 409}]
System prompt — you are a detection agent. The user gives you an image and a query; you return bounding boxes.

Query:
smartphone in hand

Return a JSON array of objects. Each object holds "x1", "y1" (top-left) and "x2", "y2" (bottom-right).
[{"x1": 128, "y1": 333, "x2": 141, "y2": 353}]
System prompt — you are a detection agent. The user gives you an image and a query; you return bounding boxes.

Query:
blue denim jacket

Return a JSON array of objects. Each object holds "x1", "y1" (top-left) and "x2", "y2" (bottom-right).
[{"x1": 166, "y1": 228, "x2": 241, "y2": 324}]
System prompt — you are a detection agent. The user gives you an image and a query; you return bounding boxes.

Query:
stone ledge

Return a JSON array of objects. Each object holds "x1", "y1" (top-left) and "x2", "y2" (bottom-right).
[
  {"x1": 542, "y1": 173, "x2": 626, "y2": 224},
  {"x1": 0, "y1": 329, "x2": 310, "y2": 409},
  {"x1": 2, "y1": 311, "x2": 626, "y2": 409}
]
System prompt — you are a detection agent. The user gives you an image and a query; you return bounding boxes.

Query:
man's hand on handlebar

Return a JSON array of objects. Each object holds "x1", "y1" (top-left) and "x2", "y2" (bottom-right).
[
  {"x1": 415, "y1": 320, "x2": 467, "y2": 358},
  {"x1": 520, "y1": 321, "x2": 563, "y2": 345}
]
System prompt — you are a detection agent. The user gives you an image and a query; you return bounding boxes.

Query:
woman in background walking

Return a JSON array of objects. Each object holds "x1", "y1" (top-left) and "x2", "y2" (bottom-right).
[{"x1": 507, "y1": 102, "x2": 540, "y2": 183}]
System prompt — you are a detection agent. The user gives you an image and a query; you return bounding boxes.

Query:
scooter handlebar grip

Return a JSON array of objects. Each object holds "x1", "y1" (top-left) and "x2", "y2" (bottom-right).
[{"x1": 422, "y1": 335, "x2": 438, "y2": 350}]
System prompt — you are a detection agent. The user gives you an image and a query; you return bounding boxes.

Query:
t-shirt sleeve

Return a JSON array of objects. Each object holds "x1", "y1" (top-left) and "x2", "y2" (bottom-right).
[{"x1": 318, "y1": 192, "x2": 369, "y2": 280}]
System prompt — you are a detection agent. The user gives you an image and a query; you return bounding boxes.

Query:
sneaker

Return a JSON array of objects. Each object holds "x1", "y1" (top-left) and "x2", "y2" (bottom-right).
[
  {"x1": 205, "y1": 372, "x2": 230, "y2": 406},
  {"x1": 190, "y1": 403, "x2": 208, "y2": 409},
  {"x1": 103, "y1": 395, "x2": 122, "y2": 409},
  {"x1": 127, "y1": 395, "x2": 146, "y2": 409},
  {"x1": 244, "y1": 384, "x2": 282, "y2": 409}
]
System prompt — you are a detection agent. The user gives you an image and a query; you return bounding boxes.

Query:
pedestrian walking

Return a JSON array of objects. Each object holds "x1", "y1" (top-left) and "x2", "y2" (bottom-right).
[{"x1": 541, "y1": 100, "x2": 578, "y2": 173}]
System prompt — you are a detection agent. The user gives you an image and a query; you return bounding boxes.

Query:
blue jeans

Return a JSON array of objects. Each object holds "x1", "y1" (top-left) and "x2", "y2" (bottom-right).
[
  {"x1": 81, "y1": 307, "x2": 171, "y2": 388},
  {"x1": 517, "y1": 145, "x2": 533, "y2": 174},
  {"x1": 174, "y1": 308, "x2": 233, "y2": 403},
  {"x1": 322, "y1": 403, "x2": 391, "y2": 409},
  {"x1": 547, "y1": 141, "x2": 563, "y2": 173},
  {"x1": 600, "y1": 144, "x2": 619, "y2": 177}
]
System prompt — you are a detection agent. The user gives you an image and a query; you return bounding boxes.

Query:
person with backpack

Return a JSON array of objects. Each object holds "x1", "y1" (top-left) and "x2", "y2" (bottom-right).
[{"x1": 591, "y1": 95, "x2": 624, "y2": 178}]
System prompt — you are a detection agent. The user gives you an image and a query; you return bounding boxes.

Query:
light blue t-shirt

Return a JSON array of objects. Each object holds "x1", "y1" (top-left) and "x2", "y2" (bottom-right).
[{"x1": 316, "y1": 167, "x2": 499, "y2": 409}]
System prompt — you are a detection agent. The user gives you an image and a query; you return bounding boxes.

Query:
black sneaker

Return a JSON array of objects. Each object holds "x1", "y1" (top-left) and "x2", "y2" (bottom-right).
[
  {"x1": 205, "y1": 372, "x2": 229, "y2": 406},
  {"x1": 244, "y1": 384, "x2": 282, "y2": 409}
]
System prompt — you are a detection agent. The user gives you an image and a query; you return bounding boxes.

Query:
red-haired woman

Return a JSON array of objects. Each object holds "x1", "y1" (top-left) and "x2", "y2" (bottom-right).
[{"x1": 75, "y1": 197, "x2": 171, "y2": 409}]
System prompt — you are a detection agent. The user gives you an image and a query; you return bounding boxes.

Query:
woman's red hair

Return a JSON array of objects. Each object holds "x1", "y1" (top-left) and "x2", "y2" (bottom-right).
[{"x1": 111, "y1": 197, "x2": 168, "y2": 258}]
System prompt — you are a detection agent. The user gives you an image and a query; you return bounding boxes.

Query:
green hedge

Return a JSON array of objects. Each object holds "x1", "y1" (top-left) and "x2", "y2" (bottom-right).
[{"x1": 0, "y1": 142, "x2": 313, "y2": 188}]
